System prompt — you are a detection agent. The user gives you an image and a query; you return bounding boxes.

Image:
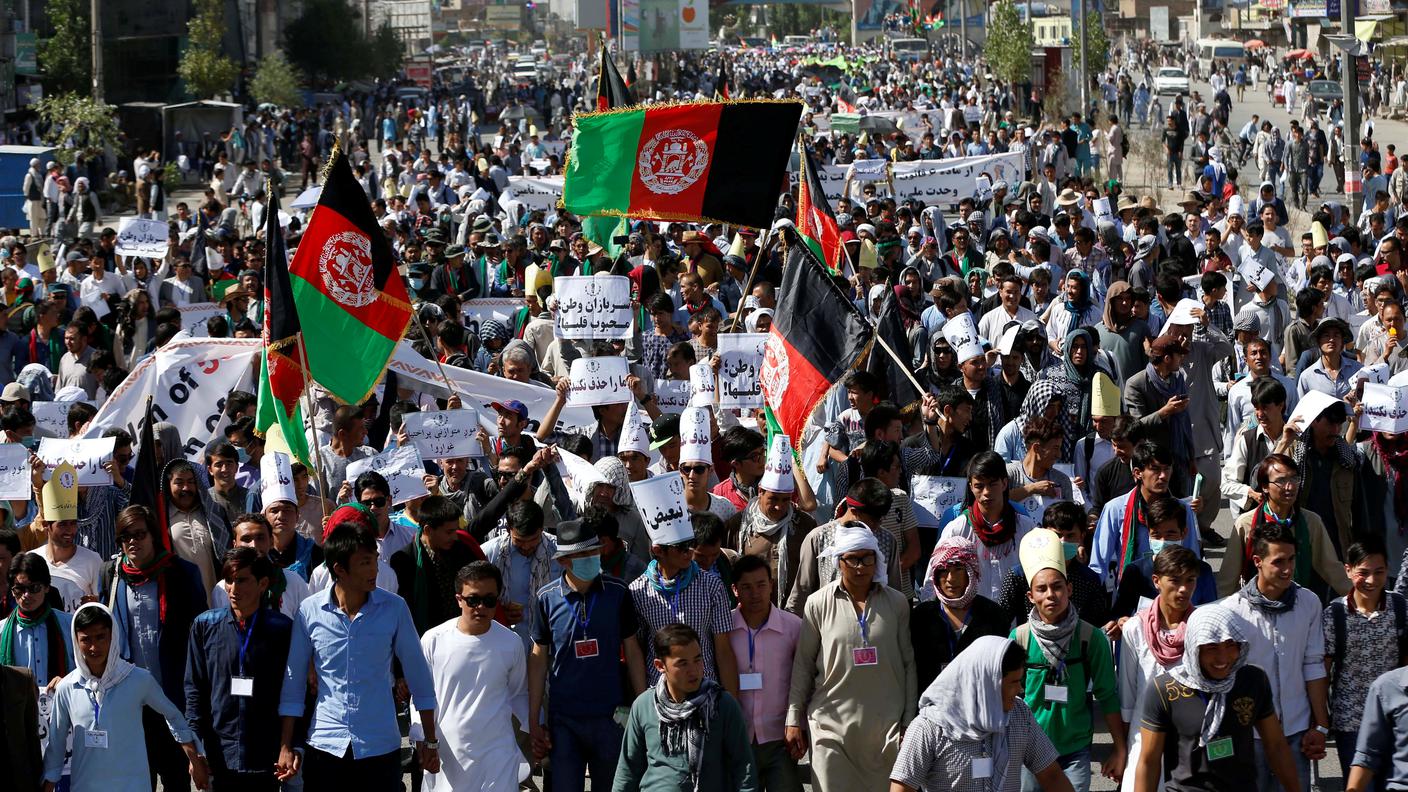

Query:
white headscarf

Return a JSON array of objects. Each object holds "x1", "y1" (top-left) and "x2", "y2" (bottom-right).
[
  {"x1": 917, "y1": 636, "x2": 1018, "y2": 778},
  {"x1": 819, "y1": 521, "x2": 887, "y2": 584},
  {"x1": 1167, "y1": 605, "x2": 1250, "y2": 746},
  {"x1": 71, "y1": 602, "x2": 136, "y2": 702},
  {"x1": 744, "y1": 308, "x2": 774, "y2": 333},
  {"x1": 592, "y1": 456, "x2": 634, "y2": 509}
]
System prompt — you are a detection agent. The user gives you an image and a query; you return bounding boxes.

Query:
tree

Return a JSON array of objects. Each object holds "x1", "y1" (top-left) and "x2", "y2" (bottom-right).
[
  {"x1": 984, "y1": 0, "x2": 1033, "y2": 87},
  {"x1": 370, "y1": 23, "x2": 404, "y2": 76},
  {"x1": 1071, "y1": 11, "x2": 1110, "y2": 88},
  {"x1": 283, "y1": 0, "x2": 379, "y2": 84},
  {"x1": 250, "y1": 52, "x2": 305, "y2": 108},
  {"x1": 38, "y1": 0, "x2": 92, "y2": 96},
  {"x1": 178, "y1": 0, "x2": 241, "y2": 99},
  {"x1": 34, "y1": 94, "x2": 123, "y2": 165}
]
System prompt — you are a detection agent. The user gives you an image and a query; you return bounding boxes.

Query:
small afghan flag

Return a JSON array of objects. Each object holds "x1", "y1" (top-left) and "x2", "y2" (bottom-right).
[
  {"x1": 562, "y1": 100, "x2": 802, "y2": 229},
  {"x1": 797, "y1": 145, "x2": 845, "y2": 275},
  {"x1": 289, "y1": 147, "x2": 412, "y2": 405},
  {"x1": 770, "y1": 32, "x2": 779, "y2": 48},
  {"x1": 130, "y1": 397, "x2": 171, "y2": 553},
  {"x1": 713, "y1": 61, "x2": 732, "y2": 101},
  {"x1": 256, "y1": 188, "x2": 312, "y2": 467},
  {"x1": 761, "y1": 246, "x2": 871, "y2": 442},
  {"x1": 597, "y1": 48, "x2": 635, "y2": 111}
]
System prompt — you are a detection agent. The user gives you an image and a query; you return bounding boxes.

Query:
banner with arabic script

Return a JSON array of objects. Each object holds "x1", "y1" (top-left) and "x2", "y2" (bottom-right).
[
  {"x1": 554, "y1": 275, "x2": 634, "y2": 340},
  {"x1": 716, "y1": 333, "x2": 767, "y2": 409}
]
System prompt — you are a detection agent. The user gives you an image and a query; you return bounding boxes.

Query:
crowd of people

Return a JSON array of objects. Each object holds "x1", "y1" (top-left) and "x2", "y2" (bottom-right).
[{"x1": 7, "y1": 25, "x2": 1408, "y2": 792}]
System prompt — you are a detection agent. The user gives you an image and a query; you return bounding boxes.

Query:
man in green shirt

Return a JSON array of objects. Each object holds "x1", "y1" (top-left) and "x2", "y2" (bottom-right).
[{"x1": 1013, "y1": 528, "x2": 1127, "y2": 792}]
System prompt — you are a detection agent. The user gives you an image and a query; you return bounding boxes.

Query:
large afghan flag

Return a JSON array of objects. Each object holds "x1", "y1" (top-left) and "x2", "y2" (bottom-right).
[
  {"x1": 761, "y1": 247, "x2": 872, "y2": 442},
  {"x1": 562, "y1": 100, "x2": 802, "y2": 229},
  {"x1": 256, "y1": 189, "x2": 312, "y2": 466},
  {"x1": 797, "y1": 145, "x2": 844, "y2": 273},
  {"x1": 289, "y1": 148, "x2": 412, "y2": 405}
]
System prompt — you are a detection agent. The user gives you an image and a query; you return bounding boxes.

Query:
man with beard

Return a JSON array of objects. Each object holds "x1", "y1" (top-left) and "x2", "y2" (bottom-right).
[{"x1": 32, "y1": 463, "x2": 104, "y2": 610}]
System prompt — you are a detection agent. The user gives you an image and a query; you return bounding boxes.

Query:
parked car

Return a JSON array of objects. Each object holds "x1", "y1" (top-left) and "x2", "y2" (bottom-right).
[
  {"x1": 1307, "y1": 79, "x2": 1344, "y2": 104},
  {"x1": 1153, "y1": 67, "x2": 1190, "y2": 95}
]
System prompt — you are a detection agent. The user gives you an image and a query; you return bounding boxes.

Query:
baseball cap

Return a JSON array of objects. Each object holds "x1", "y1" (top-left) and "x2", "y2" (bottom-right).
[
  {"x1": 0, "y1": 382, "x2": 28, "y2": 403},
  {"x1": 488, "y1": 400, "x2": 529, "y2": 421}
]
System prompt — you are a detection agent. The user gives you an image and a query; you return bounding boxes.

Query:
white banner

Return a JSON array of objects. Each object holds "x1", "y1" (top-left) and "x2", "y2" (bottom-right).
[
  {"x1": 567, "y1": 356, "x2": 631, "y2": 407},
  {"x1": 388, "y1": 342, "x2": 597, "y2": 431},
  {"x1": 554, "y1": 276, "x2": 633, "y2": 340},
  {"x1": 460, "y1": 298, "x2": 522, "y2": 340},
  {"x1": 499, "y1": 176, "x2": 564, "y2": 212},
  {"x1": 910, "y1": 475, "x2": 968, "y2": 528},
  {"x1": 83, "y1": 337, "x2": 261, "y2": 463},
  {"x1": 347, "y1": 444, "x2": 429, "y2": 506},
  {"x1": 716, "y1": 333, "x2": 767, "y2": 409},
  {"x1": 177, "y1": 303, "x2": 226, "y2": 336},
  {"x1": 817, "y1": 152, "x2": 1026, "y2": 206},
  {"x1": 401, "y1": 409, "x2": 485, "y2": 459},
  {"x1": 1361, "y1": 383, "x2": 1408, "y2": 434},
  {"x1": 38, "y1": 437, "x2": 116, "y2": 486},
  {"x1": 114, "y1": 217, "x2": 169, "y2": 259},
  {"x1": 655, "y1": 379, "x2": 690, "y2": 414},
  {"x1": 31, "y1": 401, "x2": 72, "y2": 438},
  {"x1": 0, "y1": 444, "x2": 30, "y2": 499}
]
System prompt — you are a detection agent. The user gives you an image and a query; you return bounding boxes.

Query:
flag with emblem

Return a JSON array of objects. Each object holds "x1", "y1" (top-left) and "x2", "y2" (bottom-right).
[
  {"x1": 797, "y1": 144, "x2": 846, "y2": 275},
  {"x1": 289, "y1": 147, "x2": 412, "y2": 405},
  {"x1": 561, "y1": 100, "x2": 802, "y2": 229},
  {"x1": 761, "y1": 246, "x2": 871, "y2": 442},
  {"x1": 256, "y1": 189, "x2": 312, "y2": 466},
  {"x1": 597, "y1": 48, "x2": 635, "y2": 111}
]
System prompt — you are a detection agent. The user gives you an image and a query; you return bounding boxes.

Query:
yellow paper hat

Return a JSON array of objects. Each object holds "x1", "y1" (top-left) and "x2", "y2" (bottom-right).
[
  {"x1": 728, "y1": 233, "x2": 748, "y2": 259},
  {"x1": 859, "y1": 238, "x2": 879, "y2": 269},
  {"x1": 1091, "y1": 371, "x2": 1121, "y2": 418},
  {"x1": 1311, "y1": 221, "x2": 1329, "y2": 249},
  {"x1": 1019, "y1": 528, "x2": 1066, "y2": 587},
  {"x1": 42, "y1": 461, "x2": 78, "y2": 522},
  {"x1": 525, "y1": 263, "x2": 553, "y2": 298}
]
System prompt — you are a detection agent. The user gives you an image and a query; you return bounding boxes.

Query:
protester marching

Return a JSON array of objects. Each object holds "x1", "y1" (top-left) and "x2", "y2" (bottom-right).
[{"x1": 10, "y1": 13, "x2": 1408, "y2": 792}]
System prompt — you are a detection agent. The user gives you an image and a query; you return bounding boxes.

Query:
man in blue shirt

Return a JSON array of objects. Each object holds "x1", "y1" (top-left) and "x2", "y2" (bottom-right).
[
  {"x1": 276, "y1": 515, "x2": 441, "y2": 788},
  {"x1": 185, "y1": 547, "x2": 292, "y2": 791}
]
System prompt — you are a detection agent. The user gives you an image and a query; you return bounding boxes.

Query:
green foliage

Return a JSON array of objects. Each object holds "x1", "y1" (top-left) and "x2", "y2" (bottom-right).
[
  {"x1": 714, "y1": 5, "x2": 850, "y2": 42},
  {"x1": 284, "y1": 0, "x2": 405, "y2": 84},
  {"x1": 33, "y1": 94, "x2": 123, "y2": 165},
  {"x1": 250, "y1": 52, "x2": 305, "y2": 108},
  {"x1": 38, "y1": 0, "x2": 92, "y2": 96},
  {"x1": 984, "y1": 0, "x2": 1033, "y2": 86},
  {"x1": 1071, "y1": 11, "x2": 1110, "y2": 85},
  {"x1": 179, "y1": 0, "x2": 241, "y2": 99}
]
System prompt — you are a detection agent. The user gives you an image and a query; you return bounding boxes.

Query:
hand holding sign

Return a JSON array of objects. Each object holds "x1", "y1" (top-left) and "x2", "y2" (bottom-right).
[
  {"x1": 401, "y1": 409, "x2": 486, "y2": 459},
  {"x1": 36, "y1": 437, "x2": 116, "y2": 486},
  {"x1": 346, "y1": 445, "x2": 429, "y2": 505},
  {"x1": 554, "y1": 276, "x2": 634, "y2": 340},
  {"x1": 567, "y1": 356, "x2": 631, "y2": 407}
]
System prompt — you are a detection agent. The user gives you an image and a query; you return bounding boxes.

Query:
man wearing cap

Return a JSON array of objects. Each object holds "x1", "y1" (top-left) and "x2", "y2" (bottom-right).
[
  {"x1": 680, "y1": 230, "x2": 723, "y2": 287},
  {"x1": 32, "y1": 462, "x2": 103, "y2": 610},
  {"x1": 431, "y1": 241, "x2": 477, "y2": 302},
  {"x1": 1073, "y1": 373, "x2": 1122, "y2": 503},
  {"x1": 646, "y1": 413, "x2": 682, "y2": 477},
  {"x1": 528, "y1": 508, "x2": 646, "y2": 791},
  {"x1": 1297, "y1": 318, "x2": 1362, "y2": 399},
  {"x1": 1014, "y1": 528, "x2": 1126, "y2": 791}
]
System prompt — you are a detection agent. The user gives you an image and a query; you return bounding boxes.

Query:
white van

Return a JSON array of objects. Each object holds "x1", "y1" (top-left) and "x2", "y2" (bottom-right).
[
  {"x1": 891, "y1": 37, "x2": 930, "y2": 61},
  {"x1": 1196, "y1": 38, "x2": 1247, "y2": 74}
]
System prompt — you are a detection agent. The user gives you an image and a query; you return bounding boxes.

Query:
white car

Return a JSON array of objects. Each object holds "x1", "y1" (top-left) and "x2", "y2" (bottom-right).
[{"x1": 1153, "y1": 67, "x2": 1190, "y2": 96}]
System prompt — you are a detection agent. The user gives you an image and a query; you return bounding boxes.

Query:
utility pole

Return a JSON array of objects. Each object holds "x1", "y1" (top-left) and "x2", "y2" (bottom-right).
[
  {"x1": 90, "y1": 0, "x2": 103, "y2": 103},
  {"x1": 1077, "y1": 0, "x2": 1088, "y2": 117},
  {"x1": 960, "y1": 0, "x2": 968, "y2": 58},
  {"x1": 1341, "y1": 15, "x2": 1363, "y2": 218}
]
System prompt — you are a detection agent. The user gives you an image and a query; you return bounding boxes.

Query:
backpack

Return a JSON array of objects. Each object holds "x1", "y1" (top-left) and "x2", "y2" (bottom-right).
[
  {"x1": 1328, "y1": 592, "x2": 1408, "y2": 690},
  {"x1": 1015, "y1": 619, "x2": 1096, "y2": 677}
]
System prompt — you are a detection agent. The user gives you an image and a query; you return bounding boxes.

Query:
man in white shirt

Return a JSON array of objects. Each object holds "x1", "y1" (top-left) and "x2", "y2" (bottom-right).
[
  {"x1": 976, "y1": 274, "x2": 1037, "y2": 343},
  {"x1": 209, "y1": 513, "x2": 312, "y2": 619},
  {"x1": 32, "y1": 462, "x2": 103, "y2": 611},
  {"x1": 1222, "y1": 520, "x2": 1329, "y2": 792}
]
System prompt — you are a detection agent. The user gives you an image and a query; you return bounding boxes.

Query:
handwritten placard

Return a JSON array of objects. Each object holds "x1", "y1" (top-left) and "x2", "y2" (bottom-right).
[
  {"x1": 688, "y1": 362, "x2": 716, "y2": 407},
  {"x1": 629, "y1": 471, "x2": 693, "y2": 545},
  {"x1": 567, "y1": 355, "x2": 631, "y2": 407},
  {"x1": 0, "y1": 444, "x2": 30, "y2": 499},
  {"x1": 1361, "y1": 383, "x2": 1408, "y2": 434},
  {"x1": 114, "y1": 217, "x2": 169, "y2": 259},
  {"x1": 910, "y1": 475, "x2": 968, "y2": 528},
  {"x1": 716, "y1": 333, "x2": 767, "y2": 409},
  {"x1": 554, "y1": 275, "x2": 633, "y2": 340},
  {"x1": 31, "y1": 401, "x2": 72, "y2": 438},
  {"x1": 346, "y1": 444, "x2": 429, "y2": 505},
  {"x1": 401, "y1": 409, "x2": 485, "y2": 459},
  {"x1": 655, "y1": 379, "x2": 690, "y2": 414},
  {"x1": 36, "y1": 437, "x2": 116, "y2": 486}
]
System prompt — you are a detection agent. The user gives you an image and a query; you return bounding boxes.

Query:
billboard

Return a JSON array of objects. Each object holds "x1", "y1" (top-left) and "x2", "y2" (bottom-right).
[
  {"x1": 855, "y1": 0, "x2": 907, "y2": 30},
  {"x1": 638, "y1": 0, "x2": 709, "y2": 52},
  {"x1": 622, "y1": 0, "x2": 641, "y2": 50}
]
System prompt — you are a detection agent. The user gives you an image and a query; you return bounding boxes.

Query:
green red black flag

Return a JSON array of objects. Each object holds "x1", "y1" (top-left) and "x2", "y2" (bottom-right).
[
  {"x1": 255, "y1": 188, "x2": 312, "y2": 466},
  {"x1": 130, "y1": 398, "x2": 171, "y2": 553},
  {"x1": 597, "y1": 48, "x2": 635, "y2": 110},
  {"x1": 797, "y1": 144, "x2": 844, "y2": 273},
  {"x1": 761, "y1": 246, "x2": 872, "y2": 442},
  {"x1": 562, "y1": 100, "x2": 803, "y2": 229},
  {"x1": 713, "y1": 61, "x2": 732, "y2": 101}
]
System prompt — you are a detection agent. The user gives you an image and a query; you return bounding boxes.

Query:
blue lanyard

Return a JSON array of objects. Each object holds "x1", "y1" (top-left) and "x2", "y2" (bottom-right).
[
  {"x1": 85, "y1": 684, "x2": 101, "y2": 726},
  {"x1": 944, "y1": 607, "x2": 973, "y2": 659},
  {"x1": 746, "y1": 622, "x2": 764, "y2": 672},
  {"x1": 668, "y1": 583, "x2": 683, "y2": 623},
  {"x1": 236, "y1": 609, "x2": 259, "y2": 677},
  {"x1": 570, "y1": 592, "x2": 598, "y2": 641},
  {"x1": 857, "y1": 604, "x2": 871, "y2": 647}
]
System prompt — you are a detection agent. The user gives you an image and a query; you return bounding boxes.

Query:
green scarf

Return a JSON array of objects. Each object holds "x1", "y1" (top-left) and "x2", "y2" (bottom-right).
[
  {"x1": 0, "y1": 606, "x2": 67, "y2": 679},
  {"x1": 265, "y1": 565, "x2": 288, "y2": 611}
]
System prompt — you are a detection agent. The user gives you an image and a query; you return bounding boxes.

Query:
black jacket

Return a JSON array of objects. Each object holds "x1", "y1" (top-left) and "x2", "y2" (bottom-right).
[{"x1": 99, "y1": 555, "x2": 208, "y2": 706}]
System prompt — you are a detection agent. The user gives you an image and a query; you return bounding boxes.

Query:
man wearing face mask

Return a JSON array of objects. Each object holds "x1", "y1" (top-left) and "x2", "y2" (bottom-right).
[{"x1": 528, "y1": 509, "x2": 647, "y2": 792}]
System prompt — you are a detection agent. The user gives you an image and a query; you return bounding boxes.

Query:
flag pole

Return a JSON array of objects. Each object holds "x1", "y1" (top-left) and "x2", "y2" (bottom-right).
[
  {"x1": 728, "y1": 224, "x2": 773, "y2": 333},
  {"x1": 408, "y1": 307, "x2": 465, "y2": 403},
  {"x1": 294, "y1": 335, "x2": 331, "y2": 524},
  {"x1": 871, "y1": 327, "x2": 925, "y2": 394}
]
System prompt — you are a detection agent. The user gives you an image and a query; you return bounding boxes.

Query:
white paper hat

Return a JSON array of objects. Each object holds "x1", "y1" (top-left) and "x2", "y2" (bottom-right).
[
  {"x1": 630, "y1": 472, "x2": 694, "y2": 546},
  {"x1": 1228, "y1": 195, "x2": 1246, "y2": 217},
  {"x1": 260, "y1": 451, "x2": 298, "y2": 506},
  {"x1": 679, "y1": 406, "x2": 712, "y2": 465},
  {"x1": 760, "y1": 434, "x2": 796, "y2": 493},
  {"x1": 1238, "y1": 260, "x2": 1275, "y2": 291},
  {"x1": 942, "y1": 311, "x2": 985, "y2": 363},
  {"x1": 996, "y1": 322, "x2": 1023, "y2": 356},
  {"x1": 1161, "y1": 298, "x2": 1203, "y2": 334},
  {"x1": 688, "y1": 361, "x2": 716, "y2": 407},
  {"x1": 1286, "y1": 390, "x2": 1344, "y2": 432},
  {"x1": 618, "y1": 401, "x2": 651, "y2": 456}
]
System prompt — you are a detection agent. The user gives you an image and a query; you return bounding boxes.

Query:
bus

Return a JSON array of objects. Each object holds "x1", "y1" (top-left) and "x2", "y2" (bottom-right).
[
  {"x1": 1196, "y1": 38, "x2": 1247, "y2": 75},
  {"x1": 891, "y1": 37, "x2": 931, "y2": 61}
]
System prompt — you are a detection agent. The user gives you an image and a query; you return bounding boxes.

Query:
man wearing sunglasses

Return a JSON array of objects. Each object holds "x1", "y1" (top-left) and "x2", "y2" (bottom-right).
[{"x1": 419, "y1": 560, "x2": 524, "y2": 792}]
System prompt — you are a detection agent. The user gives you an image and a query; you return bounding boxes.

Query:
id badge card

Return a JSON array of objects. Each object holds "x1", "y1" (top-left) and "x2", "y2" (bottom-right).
[
  {"x1": 1044, "y1": 684, "x2": 1069, "y2": 703},
  {"x1": 972, "y1": 757, "x2": 993, "y2": 779},
  {"x1": 230, "y1": 677, "x2": 254, "y2": 697},
  {"x1": 1206, "y1": 736, "x2": 1235, "y2": 761},
  {"x1": 574, "y1": 638, "x2": 599, "y2": 658},
  {"x1": 85, "y1": 729, "x2": 108, "y2": 749},
  {"x1": 852, "y1": 646, "x2": 879, "y2": 666},
  {"x1": 739, "y1": 672, "x2": 764, "y2": 691}
]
